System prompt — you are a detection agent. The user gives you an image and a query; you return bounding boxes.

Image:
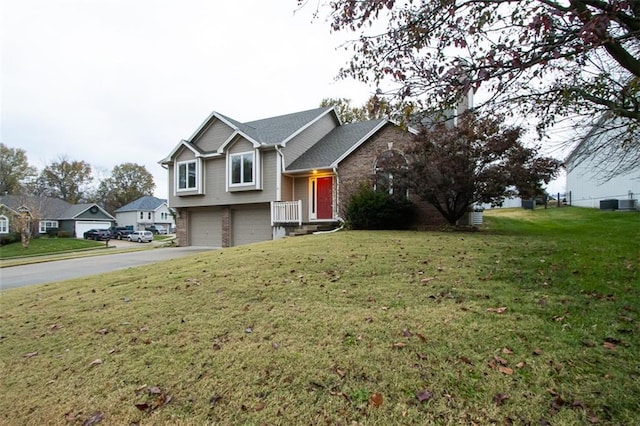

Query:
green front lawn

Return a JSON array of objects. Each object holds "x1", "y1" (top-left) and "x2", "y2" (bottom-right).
[
  {"x1": 0, "y1": 237, "x2": 106, "y2": 259},
  {"x1": 0, "y1": 207, "x2": 638, "y2": 425}
]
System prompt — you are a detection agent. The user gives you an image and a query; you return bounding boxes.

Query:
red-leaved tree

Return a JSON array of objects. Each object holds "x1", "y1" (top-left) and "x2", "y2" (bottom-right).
[{"x1": 403, "y1": 112, "x2": 561, "y2": 225}]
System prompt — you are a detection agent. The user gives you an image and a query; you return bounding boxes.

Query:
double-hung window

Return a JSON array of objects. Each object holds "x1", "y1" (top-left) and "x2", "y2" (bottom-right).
[
  {"x1": 229, "y1": 152, "x2": 254, "y2": 186},
  {"x1": 0, "y1": 215, "x2": 8, "y2": 234},
  {"x1": 177, "y1": 160, "x2": 197, "y2": 191},
  {"x1": 39, "y1": 220, "x2": 58, "y2": 233}
]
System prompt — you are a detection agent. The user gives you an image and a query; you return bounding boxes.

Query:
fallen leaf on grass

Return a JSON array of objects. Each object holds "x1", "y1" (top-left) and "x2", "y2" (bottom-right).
[
  {"x1": 369, "y1": 392, "x2": 383, "y2": 407},
  {"x1": 392, "y1": 342, "x2": 407, "y2": 348},
  {"x1": 81, "y1": 411, "x2": 104, "y2": 426},
  {"x1": 209, "y1": 394, "x2": 222, "y2": 406},
  {"x1": 493, "y1": 393, "x2": 510, "y2": 406},
  {"x1": 415, "y1": 333, "x2": 426, "y2": 343},
  {"x1": 416, "y1": 390, "x2": 433, "y2": 402},
  {"x1": 502, "y1": 347, "x2": 513, "y2": 354},
  {"x1": 460, "y1": 356, "x2": 473, "y2": 365},
  {"x1": 89, "y1": 359, "x2": 102, "y2": 367},
  {"x1": 487, "y1": 307, "x2": 507, "y2": 314},
  {"x1": 494, "y1": 355, "x2": 508, "y2": 366},
  {"x1": 603, "y1": 341, "x2": 617, "y2": 350},
  {"x1": 24, "y1": 352, "x2": 38, "y2": 358},
  {"x1": 516, "y1": 361, "x2": 526, "y2": 368},
  {"x1": 533, "y1": 348, "x2": 543, "y2": 355},
  {"x1": 498, "y1": 366, "x2": 514, "y2": 375}
]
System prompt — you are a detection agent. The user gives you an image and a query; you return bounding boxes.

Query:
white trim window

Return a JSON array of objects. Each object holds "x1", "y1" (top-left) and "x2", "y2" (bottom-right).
[
  {"x1": 0, "y1": 215, "x2": 8, "y2": 234},
  {"x1": 39, "y1": 220, "x2": 59, "y2": 234},
  {"x1": 229, "y1": 151, "x2": 254, "y2": 186},
  {"x1": 177, "y1": 159, "x2": 198, "y2": 191}
]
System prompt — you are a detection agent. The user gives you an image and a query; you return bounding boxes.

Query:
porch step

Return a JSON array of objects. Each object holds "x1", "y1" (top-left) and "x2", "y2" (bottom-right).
[{"x1": 287, "y1": 223, "x2": 339, "y2": 237}]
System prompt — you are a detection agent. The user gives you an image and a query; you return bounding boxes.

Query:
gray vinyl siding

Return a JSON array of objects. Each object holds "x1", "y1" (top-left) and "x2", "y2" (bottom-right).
[
  {"x1": 283, "y1": 113, "x2": 339, "y2": 169},
  {"x1": 231, "y1": 204, "x2": 272, "y2": 246},
  {"x1": 281, "y1": 175, "x2": 294, "y2": 201},
  {"x1": 169, "y1": 150, "x2": 278, "y2": 208},
  {"x1": 193, "y1": 119, "x2": 235, "y2": 152},
  {"x1": 294, "y1": 176, "x2": 309, "y2": 221},
  {"x1": 228, "y1": 138, "x2": 254, "y2": 154}
]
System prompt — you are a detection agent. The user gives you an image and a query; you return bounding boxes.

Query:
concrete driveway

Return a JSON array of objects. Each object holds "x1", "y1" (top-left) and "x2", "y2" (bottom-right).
[{"x1": 0, "y1": 245, "x2": 217, "y2": 290}]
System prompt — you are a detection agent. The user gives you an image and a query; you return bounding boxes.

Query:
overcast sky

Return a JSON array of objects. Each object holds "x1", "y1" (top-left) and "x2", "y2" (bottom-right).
[
  {"x1": 1, "y1": 0, "x2": 566, "y2": 199},
  {"x1": 1, "y1": 0, "x2": 375, "y2": 199}
]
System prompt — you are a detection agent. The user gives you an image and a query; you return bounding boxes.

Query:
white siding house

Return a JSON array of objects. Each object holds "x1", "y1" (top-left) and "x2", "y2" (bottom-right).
[
  {"x1": 565, "y1": 117, "x2": 640, "y2": 209},
  {"x1": 114, "y1": 196, "x2": 175, "y2": 231}
]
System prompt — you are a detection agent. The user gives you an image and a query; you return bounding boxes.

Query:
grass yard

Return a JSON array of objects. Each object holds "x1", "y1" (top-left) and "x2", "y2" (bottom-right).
[
  {"x1": 0, "y1": 207, "x2": 638, "y2": 425},
  {"x1": 0, "y1": 237, "x2": 106, "y2": 259}
]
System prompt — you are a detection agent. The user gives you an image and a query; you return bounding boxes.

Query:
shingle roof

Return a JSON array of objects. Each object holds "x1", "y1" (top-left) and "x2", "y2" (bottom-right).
[
  {"x1": 0, "y1": 195, "x2": 114, "y2": 220},
  {"x1": 115, "y1": 195, "x2": 167, "y2": 212},
  {"x1": 243, "y1": 107, "x2": 334, "y2": 144},
  {"x1": 288, "y1": 119, "x2": 387, "y2": 171},
  {"x1": 0, "y1": 195, "x2": 73, "y2": 219}
]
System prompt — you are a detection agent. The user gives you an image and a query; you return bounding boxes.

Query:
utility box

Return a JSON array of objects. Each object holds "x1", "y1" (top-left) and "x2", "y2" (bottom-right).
[{"x1": 599, "y1": 199, "x2": 619, "y2": 210}]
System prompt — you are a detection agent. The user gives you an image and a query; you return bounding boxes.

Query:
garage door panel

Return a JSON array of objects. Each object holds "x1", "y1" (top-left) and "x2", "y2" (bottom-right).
[
  {"x1": 189, "y1": 208, "x2": 222, "y2": 247},
  {"x1": 75, "y1": 221, "x2": 111, "y2": 238},
  {"x1": 231, "y1": 205, "x2": 271, "y2": 246}
]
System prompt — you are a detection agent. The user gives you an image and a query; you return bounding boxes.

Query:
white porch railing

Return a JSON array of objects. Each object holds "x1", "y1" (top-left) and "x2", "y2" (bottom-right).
[{"x1": 271, "y1": 200, "x2": 302, "y2": 226}]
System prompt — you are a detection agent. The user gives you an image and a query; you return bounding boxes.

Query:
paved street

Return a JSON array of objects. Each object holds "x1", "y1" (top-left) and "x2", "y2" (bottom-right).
[{"x1": 0, "y1": 246, "x2": 217, "y2": 290}]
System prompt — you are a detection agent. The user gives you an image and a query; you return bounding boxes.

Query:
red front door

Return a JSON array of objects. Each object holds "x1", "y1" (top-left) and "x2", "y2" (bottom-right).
[{"x1": 316, "y1": 177, "x2": 333, "y2": 219}]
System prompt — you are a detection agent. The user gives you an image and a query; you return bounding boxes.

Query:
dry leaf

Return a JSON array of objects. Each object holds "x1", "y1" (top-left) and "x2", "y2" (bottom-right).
[
  {"x1": 494, "y1": 355, "x2": 508, "y2": 366},
  {"x1": 502, "y1": 347, "x2": 513, "y2": 354},
  {"x1": 493, "y1": 393, "x2": 510, "y2": 406},
  {"x1": 336, "y1": 369, "x2": 346, "y2": 378},
  {"x1": 460, "y1": 356, "x2": 473, "y2": 365},
  {"x1": 416, "y1": 390, "x2": 433, "y2": 402},
  {"x1": 487, "y1": 307, "x2": 507, "y2": 314},
  {"x1": 392, "y1": 342, "x2": 407, "y2": 348},
  {"x1": 89, "y1": 359, "x2": 102, "y2": 367},
  {"x1": 147, "y1": 386, "x2": 162, "y2": 395},
  {"x1": 498, "y1": 366, "x2": 514, "y2": 375},
  {"x1": 24, "y1": 352, "x2": 38, "y2": 358},
  {"x1": 603, "y1": 341, "x2": 617, "y2": 350},
  {"x1": 369, "y1": 392, "x2": 383, "y2": 407},
  {"x1": 415, "y1": 333, "x2": 426, "y2": 343},
  {"x1": 81, "y1": 412, "x2": 104, "y2": 426},
  {"x1": 254, "y1": 402, "x2": 266, "y2": 411},
  {"x1": 516, "y1": 361, "x2": 526, "y2": 368},
  {"x1": 533, "y1": 348, "x2": 543, "y2": 355}
]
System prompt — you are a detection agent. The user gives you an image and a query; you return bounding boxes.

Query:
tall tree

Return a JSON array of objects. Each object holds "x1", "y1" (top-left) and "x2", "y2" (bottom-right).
[
  {"x1": 34, "y1": 156, "x2": 93, "y2": 203},
  {"x1": 403, "y1": 111, "x2": 561, "y2": 225},
  {"x1": 96, "y1": 163, "x2": 155, "y2": 213},
  {"x1": 320, "y1": 95, "x2": 391, "y2": 123},
  {"x1": 0, "y1": 143, "x2": 37, "y2": 195},
  {"x1": 309, "y1": 0, "x2": 640, "y2": 177}
]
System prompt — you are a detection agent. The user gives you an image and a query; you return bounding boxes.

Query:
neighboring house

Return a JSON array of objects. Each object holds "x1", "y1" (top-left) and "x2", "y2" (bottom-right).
[
  {"x1": 0, "y1": 195, "x2": 115, "y2": 238},
  {"x1": 160, "y1": 106, "x2": 446, "y2": 247},
  {"x1": 565, "y1": 116, "x2": 640, "y2": 209},
  {"x1": 114, "y1": 195, "x2": 175, "y2": 231}
]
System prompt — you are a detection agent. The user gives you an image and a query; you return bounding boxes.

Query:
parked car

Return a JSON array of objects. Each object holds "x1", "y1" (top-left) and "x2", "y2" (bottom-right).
[
  {"x1": 109, "y1": 226, "x2": 133, "y2": 240},
  {"x1": 128, "y1": 230, "x2": 154, "y2": 243},
  {"x1": 83, "y1": 229, "x2": 111, "y2": 241},
  {"x1": 145, "y1": 225, "x2": 167, "y2": 235}
]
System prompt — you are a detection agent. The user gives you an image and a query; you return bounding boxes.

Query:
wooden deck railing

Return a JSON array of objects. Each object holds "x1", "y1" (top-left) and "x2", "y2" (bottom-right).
[{"x1": 271, "y1": 200, "x2": 302, "y2": 225}]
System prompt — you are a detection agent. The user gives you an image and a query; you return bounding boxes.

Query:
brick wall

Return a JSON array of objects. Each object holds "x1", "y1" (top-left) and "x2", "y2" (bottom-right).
[
  {"x1": 175, "y1": 208, "x2": 188, "y2": 246},
  {"x1": 337, "y1": 124, "x2": 447, "y2": 228}
]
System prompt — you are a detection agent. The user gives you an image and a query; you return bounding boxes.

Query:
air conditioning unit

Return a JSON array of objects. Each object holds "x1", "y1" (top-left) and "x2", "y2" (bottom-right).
[{"x1": 618, "y1": 199, "x2": 637, "y2": 211}]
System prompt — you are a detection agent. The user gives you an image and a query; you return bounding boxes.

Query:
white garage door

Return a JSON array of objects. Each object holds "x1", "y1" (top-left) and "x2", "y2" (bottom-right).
[
  {"x1": 75, "y1": 221, "x2": 111, "y2": 238},
  {"x1": 231, "y1": 204, "x2": 272, "y2": 246},
  {"x1": 189, "y1": 208, "x2": 222, "y2": 247}
]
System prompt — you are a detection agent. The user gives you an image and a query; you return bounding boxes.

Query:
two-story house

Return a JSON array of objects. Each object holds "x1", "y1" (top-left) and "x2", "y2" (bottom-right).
[
  {"x1": 160, "y1": 106, "x2": 445, "y2": 247},
  {"x1": 114, "y1": 195, "x2": 175, "y2": 232}
]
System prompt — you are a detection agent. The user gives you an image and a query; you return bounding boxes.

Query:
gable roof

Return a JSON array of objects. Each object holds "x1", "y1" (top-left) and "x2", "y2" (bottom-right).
[
  {"x1": 114, "y1": 195, "x2": 167, "y2": 213},
  {"x1": 0, "y1": 195, "x2": 114, "y2": 220},
  {"x1": 287, "y1": 119, "x2": 389, "y2": 171},
  {"x1": 161, "y1": 107, "x2": 338, "y2": 165}
]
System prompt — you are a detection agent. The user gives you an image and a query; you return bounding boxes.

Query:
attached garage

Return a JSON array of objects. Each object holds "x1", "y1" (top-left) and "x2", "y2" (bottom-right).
[
  {"x1": 189, "y1": 207, "x2": 223, "y2": 247},
  {"x1": 75, "y1": 221, "x2": 111, "y2": 238},
  {"x1": 231, "y1": 204, "x2": 272, "y2": 246}
]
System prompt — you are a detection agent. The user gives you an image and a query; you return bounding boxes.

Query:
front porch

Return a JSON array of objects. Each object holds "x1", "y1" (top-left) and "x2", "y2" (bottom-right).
[{"x1": 270, "y1": 200, "x2": 341, "y2": 237}]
